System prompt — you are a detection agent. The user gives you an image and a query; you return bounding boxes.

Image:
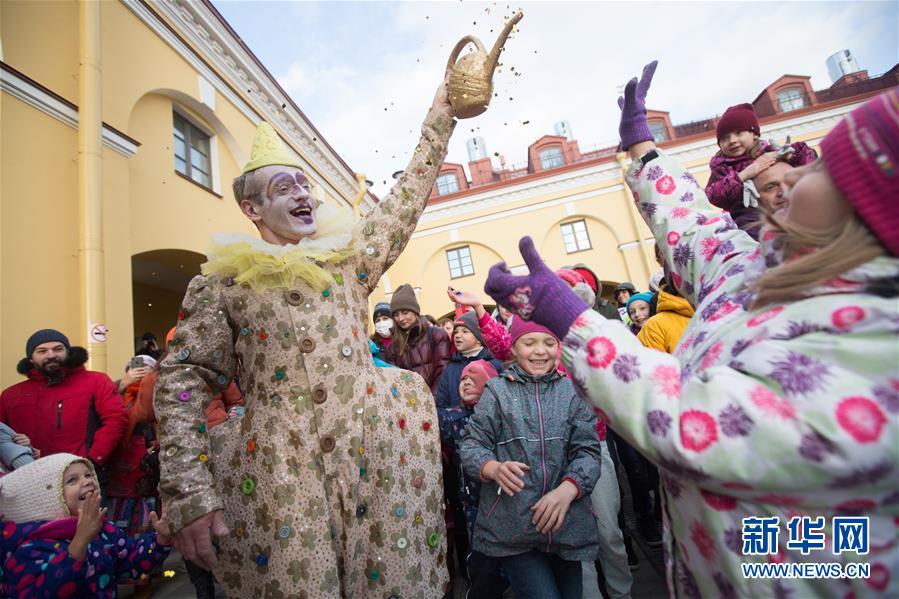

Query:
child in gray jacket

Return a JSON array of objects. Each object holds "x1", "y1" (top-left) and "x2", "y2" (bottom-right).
[{"x1": 460, "y1": 319, "x2": 601, "y2": 599}]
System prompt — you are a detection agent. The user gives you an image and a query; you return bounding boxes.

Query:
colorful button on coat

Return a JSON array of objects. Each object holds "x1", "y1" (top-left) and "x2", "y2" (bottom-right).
[{"x1": 241, "y1": 479, "x2": 255, "y2": 495}]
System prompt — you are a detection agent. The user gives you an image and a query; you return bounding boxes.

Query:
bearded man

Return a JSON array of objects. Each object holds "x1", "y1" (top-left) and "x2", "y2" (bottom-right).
[
  {"x1": 0, "y1": 329, "x2": 128, "y2": 469},
  {"x1": 155, "y1": 78, "x2": 459, "y2": 596}
]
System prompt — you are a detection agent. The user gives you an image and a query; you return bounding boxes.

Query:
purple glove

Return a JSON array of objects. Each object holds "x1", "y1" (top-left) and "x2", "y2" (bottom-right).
[
  {"x1": 484, "y1": 237, "x2": 589, "y2": 340},
  {"x1": 617, "y1": 60, "x2": 658, "y2": 150}
]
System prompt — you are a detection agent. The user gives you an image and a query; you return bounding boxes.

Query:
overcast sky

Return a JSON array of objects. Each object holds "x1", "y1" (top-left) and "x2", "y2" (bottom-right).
[{"x1": 212, "y1": 1, "x2": 898, "y2": 197}]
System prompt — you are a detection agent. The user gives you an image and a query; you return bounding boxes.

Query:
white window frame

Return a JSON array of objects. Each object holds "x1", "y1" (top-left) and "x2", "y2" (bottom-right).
[
  {"x1": 446, "y1": 246, "x2": 474, "y2": 279},
  {"x1": 436, "y1": 172, "x2": 459, "y2": 195},
  {"x1": 173, "y1": 108, "x2": 220, "y2": 194},
  {"x1": 539, "y1": 146, "x2": 564, "y2": 170},
  {"x1": 561, "y1": 219, "x2": 592, "y2": 253},
  {"x1": 776, "y1": 88, "x2": 806, "y2": 113},
  {"x1": 649, "y1": 120, "x2": 668, "y2": 143}
]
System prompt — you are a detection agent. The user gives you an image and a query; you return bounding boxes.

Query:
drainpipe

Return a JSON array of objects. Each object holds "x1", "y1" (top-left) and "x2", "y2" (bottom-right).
[
  {"x1": 78, "y1": 0, "x2": 106, "y2": 371},
  {"x1": 616, "y1": 152, "x2": 654, "y2": 282}
]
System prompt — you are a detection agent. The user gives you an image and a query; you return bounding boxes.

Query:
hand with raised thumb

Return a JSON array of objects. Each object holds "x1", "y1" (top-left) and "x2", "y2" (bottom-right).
[
  {"x1": 617, "y1": 60, "x2": 659, "y2": 151},
  {"x1": 483, "y1": 236, "x2": 589, "y2": 340}
]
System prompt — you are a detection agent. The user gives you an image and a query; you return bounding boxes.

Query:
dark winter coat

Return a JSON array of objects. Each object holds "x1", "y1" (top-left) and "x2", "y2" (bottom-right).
[
  {"x1": 459, "y1": 364, "x2": 601, "y2": 561},
  {"x1": 435, "y1": 347, "x2": 503, "y2": 418},
  {"x1": 384, "y1": 318, "x2": 453, "y2": 393},
  {"x1": 0, "y1": 517, "x2": 170, "y2": 598},
  {"x1": 0, "y1": 348, "x2": 128, "y2": 467},
  {"x1": 705, "y1": 140, "x2": 818, "y2": 237}
]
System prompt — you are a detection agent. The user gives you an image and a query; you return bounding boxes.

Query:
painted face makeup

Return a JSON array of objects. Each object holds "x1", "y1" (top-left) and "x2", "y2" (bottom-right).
[{"x1": 243, "y1": 166, "x2": 318, "y2": 245}]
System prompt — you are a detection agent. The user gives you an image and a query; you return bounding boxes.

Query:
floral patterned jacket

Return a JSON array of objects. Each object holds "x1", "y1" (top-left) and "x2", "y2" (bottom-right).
[
  {"x1": 155, "y1": 107, "x2": 456, "y2": 598},
  {"x1": 562, "y1": 151, "x2": 898, "y2": 598}
]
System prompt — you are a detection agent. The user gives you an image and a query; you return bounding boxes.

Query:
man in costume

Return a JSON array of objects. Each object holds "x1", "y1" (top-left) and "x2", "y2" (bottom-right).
[{"x1": 155, "y1": 79, "x2": 457, "y2": 597}]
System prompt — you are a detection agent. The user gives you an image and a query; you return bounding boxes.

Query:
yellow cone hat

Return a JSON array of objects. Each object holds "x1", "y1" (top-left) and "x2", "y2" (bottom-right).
[{"x1": 242, "y1": 122, "x2": 303, "y2": 174}]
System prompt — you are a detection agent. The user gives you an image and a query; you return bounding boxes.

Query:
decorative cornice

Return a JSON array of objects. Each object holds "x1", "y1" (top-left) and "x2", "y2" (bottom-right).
[
  {"x1": 128, "y1": 0, "x2": 367, "y2": 209},
  {"x1": 418, "y1": 100, "x2": 863, "y2": 225},
  {"x1": 0, "y1": 62, "x2": 140, "y2": 157},
  {"x1": 420, "y1": 160, "x2": 624, "y2": 225},
  {"x1": 412, "y1": 182, "x2": 625, "y2": 240}
]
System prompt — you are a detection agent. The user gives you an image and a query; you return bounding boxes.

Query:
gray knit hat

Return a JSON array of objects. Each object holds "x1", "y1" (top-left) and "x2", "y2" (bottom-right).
[
  {"x1": 25, "y1": 329, "x2": 70, "y2": 358},
  {"x1": 453, "y1": 311, "x2": 485, "y2": 346},
  {"x1": 390, "y1": 284, "x2": 420, "y2": 315}
]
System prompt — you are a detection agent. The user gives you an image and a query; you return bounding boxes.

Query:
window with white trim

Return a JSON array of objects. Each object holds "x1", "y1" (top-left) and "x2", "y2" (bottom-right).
[
  {"x1": 446, "y1": 246, "x2": 474, "y2": 278},
  {"x1": 561, "y1": 220, "x2": 591, "y2": 253},
  {"x1": 436, "y1": 172, "x2": 459, "y2": 195},
  {"x1": 173, "y1": 111, "x2": 212, "y2": 188},
  {"x1": 649, "y1": 120, "x2": 668, "y2": 142},
  {"x1": 539, "y1": 146, "x2": 564, "y2": 170},
  {"x1": 776, "y1": 88, "x2": 806, "y2": 112}
]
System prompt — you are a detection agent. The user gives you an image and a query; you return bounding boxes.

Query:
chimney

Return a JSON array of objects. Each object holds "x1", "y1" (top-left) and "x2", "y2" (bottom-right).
[
  {"x1": 554, "y1": 120, "x2": 574, "y2": 140},
  {"x1": 467, "y1": 137, "x2": 487, "y2": 161},
  {"x1": 827, "y1": 50, "x2": 862, "y2": 85}
]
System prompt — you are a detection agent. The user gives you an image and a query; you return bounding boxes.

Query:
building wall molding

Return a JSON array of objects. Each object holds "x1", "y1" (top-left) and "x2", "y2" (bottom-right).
[
  {"x1": 1, "y1": 62, "x2": 140, "y2": 157},
  {"x1": 123, "y1": 0, "x2": 369, "y2": 209},
  {"x1": 413, "y1": 183, "x2": 626, "y2": 240},
  {"x1": 420, "y1": 100, "x2": 864, "y2": 225}
]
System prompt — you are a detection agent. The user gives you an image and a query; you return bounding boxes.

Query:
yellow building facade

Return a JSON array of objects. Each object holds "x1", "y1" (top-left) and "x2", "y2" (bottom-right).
[
  {"x1": 370, "y1": 75, "x2": 895, "y2": 318},
  {"x1": 0, "y1": 0, "x2": 369, "y2": 387}
]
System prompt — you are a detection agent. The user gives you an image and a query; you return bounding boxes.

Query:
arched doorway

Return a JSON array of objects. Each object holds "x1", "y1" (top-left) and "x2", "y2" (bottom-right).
[{"x1": 131, "y1": 249, "x2": 206, "y2": 352}]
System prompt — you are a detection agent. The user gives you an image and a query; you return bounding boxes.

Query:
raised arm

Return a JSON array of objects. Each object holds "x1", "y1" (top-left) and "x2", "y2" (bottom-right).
[
  {"x1": 484, "y1": 239, "x2": 899, "y2": 504},
  {"x1": 353, "y1": 76, "x2": 457, "y2": 292},
  {"x1": 446, "y1": 286, "x2": 513, "y2": 361},
  {"x1": 619, "y1": 62, "x2": 757, "y2": 308}
]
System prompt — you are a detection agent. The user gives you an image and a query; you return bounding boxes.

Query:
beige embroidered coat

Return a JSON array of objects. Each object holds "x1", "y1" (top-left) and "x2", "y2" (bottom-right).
[{"x1": 155, "y1": 108, "x2": 455, "y2": 598}]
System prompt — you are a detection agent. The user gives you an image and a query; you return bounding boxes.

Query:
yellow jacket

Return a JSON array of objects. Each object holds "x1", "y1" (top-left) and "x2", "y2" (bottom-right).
[{"x1": 637, "y1": 286, "x2": 694, "y2": 354}]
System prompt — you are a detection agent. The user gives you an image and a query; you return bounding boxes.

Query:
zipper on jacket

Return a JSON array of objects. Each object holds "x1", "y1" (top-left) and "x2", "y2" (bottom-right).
[
  {"x1": 534, "y1": 382, "x2": 552, "y2": 551},
  {"x1": 57, "y1": 401, "x2": 62, "y2": 429}
]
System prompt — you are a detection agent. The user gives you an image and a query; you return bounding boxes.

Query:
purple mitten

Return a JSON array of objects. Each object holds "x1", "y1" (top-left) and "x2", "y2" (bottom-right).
[
  {"x1": 484, "y1": 237, "x2": 589, "y2": 340},
  {"x1": 617, "y1": 60, "x2": 658, "y2": 150}
]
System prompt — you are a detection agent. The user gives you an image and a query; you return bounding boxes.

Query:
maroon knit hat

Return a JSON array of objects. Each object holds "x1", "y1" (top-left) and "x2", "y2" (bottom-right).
[
  {"x1": 716, "y1": 103, "x2": 760, "y2": 141},
  {"x1": 820, "y1": 89, "x2": 899, "y2": 256},
  {"x1": 509, "y1": 319, "x2": 559, "y2": 345}
]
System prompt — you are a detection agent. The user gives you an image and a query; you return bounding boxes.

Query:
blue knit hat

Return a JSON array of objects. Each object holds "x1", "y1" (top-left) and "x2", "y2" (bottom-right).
[
  {"x1": 25, "y1": 329, "x2": 70, "y2": 358},
  {"x1": 625, "y1": 292, "x2": 654, "y2": 315},
  {"x1": 373, "y1": 302, "x2": 392, "y2": 323}
]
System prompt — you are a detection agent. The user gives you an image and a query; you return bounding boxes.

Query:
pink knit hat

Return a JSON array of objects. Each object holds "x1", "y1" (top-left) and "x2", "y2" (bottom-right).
[
  {"x1": 509, "y1": 318, "x2": 559, "y2": 345},
  {"x1": 460, "y1": 360, "x2": 499, "y2": 396},
  {"x1": 820, "y1": 89, "x2": 899, "y2": 256}
]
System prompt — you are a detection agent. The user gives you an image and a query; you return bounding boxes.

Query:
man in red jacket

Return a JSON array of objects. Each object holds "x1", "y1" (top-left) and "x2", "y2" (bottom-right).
[{"x1": 0, "y1": 329, "x2": 128, "y2": 473}]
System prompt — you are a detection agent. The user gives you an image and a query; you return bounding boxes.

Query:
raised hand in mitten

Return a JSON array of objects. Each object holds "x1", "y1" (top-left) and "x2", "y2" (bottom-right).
[
  {"x1": 617, "y1": 60, "x2": 659, "y2": 151},
  {"x1": 484, "y1": 236, "x2": 589, "y2": 340}
]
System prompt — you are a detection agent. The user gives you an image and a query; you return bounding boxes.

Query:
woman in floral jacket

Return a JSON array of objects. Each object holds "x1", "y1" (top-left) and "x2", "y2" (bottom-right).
[{"x1": 484, "y1": 65, "x2": 898, "y2": 598}]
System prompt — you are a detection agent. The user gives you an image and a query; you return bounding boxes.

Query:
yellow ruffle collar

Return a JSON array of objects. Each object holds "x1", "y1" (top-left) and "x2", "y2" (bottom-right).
[{"x1": 201, "y1": 202, "x2": 355, "y2": 293}]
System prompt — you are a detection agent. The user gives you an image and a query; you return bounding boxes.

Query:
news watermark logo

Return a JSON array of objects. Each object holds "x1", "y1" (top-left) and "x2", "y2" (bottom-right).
[{"x1": 741, "y1": 516, "x2": 871, "y2": 579}]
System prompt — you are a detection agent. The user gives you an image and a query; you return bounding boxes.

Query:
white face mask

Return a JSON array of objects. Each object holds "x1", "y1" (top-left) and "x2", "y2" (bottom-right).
[{"x1": 375, "y1": 320, "x2": 393, "y2": 337}]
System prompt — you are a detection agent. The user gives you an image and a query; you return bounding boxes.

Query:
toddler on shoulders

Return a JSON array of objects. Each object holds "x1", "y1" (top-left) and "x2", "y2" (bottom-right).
[{"x1": 706, "y1": 103, "x2": 817, "y2": 238}]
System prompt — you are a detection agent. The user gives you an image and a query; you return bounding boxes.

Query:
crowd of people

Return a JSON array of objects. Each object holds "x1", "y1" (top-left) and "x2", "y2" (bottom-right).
[{"x1": 0, "y1": 59, "x2": 895, "y2": 599}]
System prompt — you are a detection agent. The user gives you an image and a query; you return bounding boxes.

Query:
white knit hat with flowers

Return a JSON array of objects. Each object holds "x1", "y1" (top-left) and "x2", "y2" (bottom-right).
[{"x1": 0, "y1": 453, "x2": 94, "y2": 522}]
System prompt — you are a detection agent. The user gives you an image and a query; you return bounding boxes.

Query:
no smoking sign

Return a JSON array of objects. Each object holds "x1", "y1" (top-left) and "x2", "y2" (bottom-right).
[{"x1": 89, "y1": 323, "x2": 108, "y2": 343}]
